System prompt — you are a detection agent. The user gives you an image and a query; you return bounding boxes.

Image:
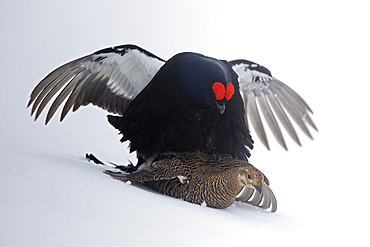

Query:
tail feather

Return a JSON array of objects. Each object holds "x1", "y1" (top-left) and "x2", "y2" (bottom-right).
[{"x1": 107, "y1": 115, "x2": 121, "y2": 130}]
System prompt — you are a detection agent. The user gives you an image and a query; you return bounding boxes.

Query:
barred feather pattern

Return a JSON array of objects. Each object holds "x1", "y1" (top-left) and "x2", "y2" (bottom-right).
[{"x1": 105, "y1": 151, "x2": 277, "y2": 212}]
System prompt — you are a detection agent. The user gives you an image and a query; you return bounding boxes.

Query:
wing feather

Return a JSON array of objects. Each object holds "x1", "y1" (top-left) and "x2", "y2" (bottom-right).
[
  {"x1": 244, "y1": 90, "x2": 269, "y2": 150},
  {"x1": 31, "y1": 68, "x2": 76, "y2": 116},
  {"x1": 264, "y1": 89, "x2": 301, "y2": 146},
  {"x1": 61, "y1": 74, "x2": 95, "y2": 121},
  {"x1": 236, "y1": 187, "x2": 254, "y2": 201},
  {"x1": 260, "y1": 186, "x2": 271, "y2": 209},
  {"x1": 249, "y1": 190, "x2": 263, "y2": 206},
  {"x1": 230, "y1": 60, "x2": 316, "y2": 150},
  {"x1": 28, "y1": 58, "x2": 85, "y2": 106},
  {"x1": 273, "y1": 80, "x2": 317, "y2": 131},
  {"x1": 263, "y1": 183, "x2": 277, "y2": 212},
  {"x1": 236, "y1": 182, "x2": 277, "y2": 212},
  {"x1": 46, "y1": 72, "x2": 85, "y2": 124},
  {"x1": 255, "y1": 90, "x2": 287, "y2": 150},
  {"x1": 28, "y1": 44, "x2": 165, "y2": 124},
  {"x1": 36, "y1": 71, "x2": 81, "y2": 121},
  {"x1": 272, "y1": 87, "x2": 313, "y2": 139}
]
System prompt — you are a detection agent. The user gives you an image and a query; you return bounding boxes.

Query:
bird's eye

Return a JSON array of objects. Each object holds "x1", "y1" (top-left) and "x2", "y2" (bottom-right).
[{"x1": 247, "y1": 174, "x2": 252, "y2": 179}]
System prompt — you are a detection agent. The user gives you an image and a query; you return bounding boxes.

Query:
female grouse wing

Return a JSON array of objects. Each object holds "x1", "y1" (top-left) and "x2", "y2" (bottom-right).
[
  {"x1": 229, "y1": 59, "x2": 317, "y2": 150},
  {"x1": 28, "y1": 44, "x2": 165, "y2": 124}
]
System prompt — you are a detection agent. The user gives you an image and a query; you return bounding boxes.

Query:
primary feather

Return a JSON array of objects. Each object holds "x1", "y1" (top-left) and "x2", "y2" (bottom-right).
[
  {"x1": 230, "y1": 60, "x2": 317, "y2": 150},
  {"x1": 28, "y1": 44, "x2": 165, "y2": 124}
]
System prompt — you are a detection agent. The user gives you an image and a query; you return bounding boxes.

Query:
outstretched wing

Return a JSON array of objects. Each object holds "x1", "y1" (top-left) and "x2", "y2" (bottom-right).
[
  {"x1": 230, "y1": 59, "x2": 317, "y2": 150},
  {"x1": 28, "y1": 44, "x2": 166, "y2": 124}
]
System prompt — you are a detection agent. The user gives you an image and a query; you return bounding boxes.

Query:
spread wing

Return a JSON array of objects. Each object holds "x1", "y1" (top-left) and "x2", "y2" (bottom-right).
[
  {"x1": 230, "y1": 59, "x2": 317, "y2": 150},
  {"x1": 28, "y1": 44, "x2": 166, "y2": 124}
]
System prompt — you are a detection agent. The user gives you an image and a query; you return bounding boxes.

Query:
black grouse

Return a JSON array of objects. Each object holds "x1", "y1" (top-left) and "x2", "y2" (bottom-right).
[
  {"x1": 28, "y1": 44, "x2": 316, "y2": 169},
  {"x1": 107, "y1": 51, "x2": 253, "y2": 165}
]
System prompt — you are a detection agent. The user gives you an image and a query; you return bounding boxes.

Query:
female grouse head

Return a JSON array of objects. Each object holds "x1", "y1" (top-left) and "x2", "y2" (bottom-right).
[
  {"x1": 238, "y1": 166, "x2": 264, "y2": 193},
  {"x1": 169, "y1": 52, "x2": 240, "y2": 114}
]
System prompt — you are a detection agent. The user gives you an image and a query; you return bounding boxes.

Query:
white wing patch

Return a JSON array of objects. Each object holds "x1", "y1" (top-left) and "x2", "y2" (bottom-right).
[
  {"x1": 231, "y1": 61, "x2": 317, "y2": 150},
  {"x1": 28, "y1": 45, "x2": 166, "y2": 124},
  {"x1": 89, "y1": 49, "x2": 165, "y2": 99},
  {"x1": 232, "y1": 63, "x2": 273, "y2": 91}
]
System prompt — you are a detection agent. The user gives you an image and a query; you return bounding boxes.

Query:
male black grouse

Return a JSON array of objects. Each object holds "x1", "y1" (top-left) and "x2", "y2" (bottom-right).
[{"x1": 28, "y1": 44, "x2": 317, "y2": 169}]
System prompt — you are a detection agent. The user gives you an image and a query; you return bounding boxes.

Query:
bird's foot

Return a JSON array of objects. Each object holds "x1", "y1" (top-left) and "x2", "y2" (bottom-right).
[
  {"x1": 85, "y1": 153, "x2": 105, "y2": 165},
  {"x1": 114, "y1": 163, "x2": 137, "y2": 173}
]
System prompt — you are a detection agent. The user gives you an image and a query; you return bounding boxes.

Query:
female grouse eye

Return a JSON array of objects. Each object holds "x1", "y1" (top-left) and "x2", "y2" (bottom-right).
[{"x1": 247, "y1": 174, "x2": 252, "y2": 179}]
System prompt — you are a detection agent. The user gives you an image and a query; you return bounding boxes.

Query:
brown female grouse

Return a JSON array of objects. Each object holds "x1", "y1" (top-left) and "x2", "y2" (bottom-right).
[{"x1": 104, "y1": 151, "x2": 277, "y2": 212}]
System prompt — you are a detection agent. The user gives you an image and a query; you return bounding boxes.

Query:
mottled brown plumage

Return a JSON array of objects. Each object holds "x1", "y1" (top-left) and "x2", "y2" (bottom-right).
[{"x1": 105, "y1": 151, "x2": 277, "y2": 212}]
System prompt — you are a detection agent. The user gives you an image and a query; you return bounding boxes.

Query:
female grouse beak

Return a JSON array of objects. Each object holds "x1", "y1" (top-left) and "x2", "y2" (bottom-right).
[
  {"x1": 216, "y1": 101, "x2": 226, "y2": 114},
  {"x1": 254, "y1": 185, "x2": 263, "y2": 194}
]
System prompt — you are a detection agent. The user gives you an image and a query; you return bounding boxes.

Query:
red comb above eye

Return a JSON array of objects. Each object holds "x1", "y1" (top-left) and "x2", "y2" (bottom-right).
[
  {"x1": 226, "y1": 83, "x2": 234, "y2": 101},
  {"x1": 212, "y1": 82, "x2": 234, "y2": 101},
  {"x1": 212, "y1": 82, "x2": 226, "y2": 100}
]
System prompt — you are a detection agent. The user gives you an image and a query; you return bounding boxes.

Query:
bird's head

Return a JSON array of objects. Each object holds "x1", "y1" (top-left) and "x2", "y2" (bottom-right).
[
  {"x1": 173, "y1": 52, "x2": 240, "y2": 114},
  {"x1": 238, "y1": 166, "x2": 264, "y2": 193}
]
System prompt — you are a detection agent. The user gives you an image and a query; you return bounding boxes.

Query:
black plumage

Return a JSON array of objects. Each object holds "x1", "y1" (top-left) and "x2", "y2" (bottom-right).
[
  {"x1": 28, "y1": 44, "x2": 316, "y2": 168},
  {"x1": 108, "y1": 52, "x2": 253, "y2": 166}
]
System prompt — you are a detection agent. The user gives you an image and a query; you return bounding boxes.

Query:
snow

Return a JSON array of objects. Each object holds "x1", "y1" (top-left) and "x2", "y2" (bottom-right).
[
  {"x1": 1, "y1": 0, "x2": 369, "y2": 246},
  {"x1": 0, "y1": 116, "x2": 290, "y2": 246}
]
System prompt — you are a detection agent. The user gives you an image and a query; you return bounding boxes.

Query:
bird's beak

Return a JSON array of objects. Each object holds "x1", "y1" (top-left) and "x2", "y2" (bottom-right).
[
  {"x1": 216, "y1": 102, "x2": 226, "y2": 114},
  {"x1": 254, "y1": 185, "x2": 262, "y2": 194}
]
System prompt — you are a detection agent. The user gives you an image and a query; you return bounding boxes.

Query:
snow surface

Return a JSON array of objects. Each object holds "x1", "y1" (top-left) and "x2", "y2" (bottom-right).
[{"x1": 1, "y1": 0, "x2": 369, "y2": 246}]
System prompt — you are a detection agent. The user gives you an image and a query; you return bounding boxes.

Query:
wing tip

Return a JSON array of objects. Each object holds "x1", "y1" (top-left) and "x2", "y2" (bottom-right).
[
  {"x1": 45, "y1": 114, "x2": 52, "y2": 125},
  {"x1": 27, "y1": 98, "x2": 34, "y2": 108}
]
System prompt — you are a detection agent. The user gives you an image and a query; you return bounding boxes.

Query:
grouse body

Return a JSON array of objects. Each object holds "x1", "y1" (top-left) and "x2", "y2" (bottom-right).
[
  {"x1": 108, "y1": 52, "x2": 252, "y2": 164},
  {"x1": 28, "y1": 44, "x2": 317, "y2": 169},
  {"x1": 105, "y1": 151, "x2": 277, "y2": 211}
]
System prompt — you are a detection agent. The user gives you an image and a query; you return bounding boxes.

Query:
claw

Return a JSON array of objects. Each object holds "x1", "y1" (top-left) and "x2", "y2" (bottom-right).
[
  {"x1": 86, "y1": 153, "x2": 137, "y2": 172},
  {"x1": 114, "y1": 163, "x2": 137, "y2": 172},
  {"x1": 85, "y1": 153, "x2": 104, "y2": 165}
]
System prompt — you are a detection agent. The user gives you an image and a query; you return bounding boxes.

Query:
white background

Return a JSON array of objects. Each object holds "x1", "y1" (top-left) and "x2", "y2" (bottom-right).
[{"x1": 1, "y1": 0, "x2": 369, "y2": 246}]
